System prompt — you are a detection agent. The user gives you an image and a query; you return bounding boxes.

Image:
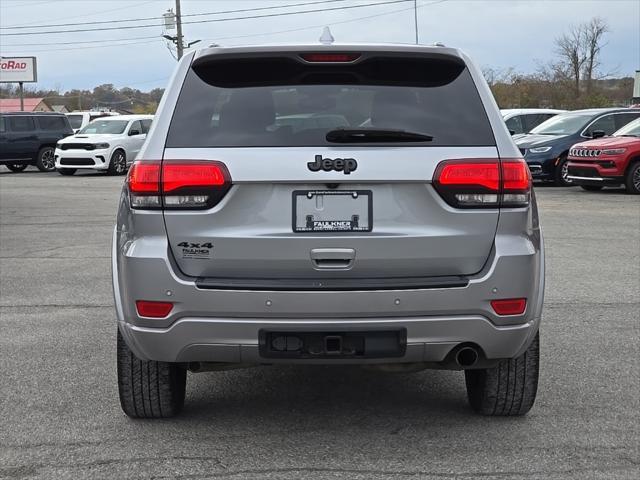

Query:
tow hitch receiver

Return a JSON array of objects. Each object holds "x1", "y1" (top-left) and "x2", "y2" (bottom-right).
[{"x1": 259, "y1": 329, "x2": 406, "y2": 359}]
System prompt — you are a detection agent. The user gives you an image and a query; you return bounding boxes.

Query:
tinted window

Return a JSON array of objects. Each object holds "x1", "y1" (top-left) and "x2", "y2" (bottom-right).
[
  {"x1": 0, "y1": 117, "x2": 5, "y2": 133},
  {"x1": 67, "y1": 114, "x2": 84, "y2": 129},
  {"x1": 37, "y1": 116, "x2": 66, "y2": 131},
  {"x1": 505, "y1": 115, "x2": 524, "y2": 134},
  {"x1": 128, "y1": 120, "x2": 142, "y2": 135},
  {"x1": 523, "y1": 114, "x2": 554, "y2": 133},
  {"x1": 167, "y1": 56, "x2": 495, "y2": 147},
  {"x1": 8, "y1": 116, "x2": 35, "y2": 132},
  {"x1": 584, "y1": 114, "x2": 616, "y2": 136},
  {"x1": 140, "y1": 119, "x2": 152, "y2": 134},
  {"x1": 79, "y1": 120, "x2": 128, "y2": 134},
  {"x1": 613, "y1": 112, "x2": 640, "y2": 130}
]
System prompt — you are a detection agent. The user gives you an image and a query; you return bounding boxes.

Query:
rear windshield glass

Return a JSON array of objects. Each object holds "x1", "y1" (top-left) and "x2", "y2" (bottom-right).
[
  {"x1": 80, "y1": 119, "x2": 128, "y2": 134},
  {"x1": 166, "y1": 55, "x2": 495, "y2": 147}
]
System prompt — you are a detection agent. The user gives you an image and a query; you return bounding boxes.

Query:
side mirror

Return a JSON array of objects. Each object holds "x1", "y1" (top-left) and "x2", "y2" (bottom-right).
[
  {"x1": 591, "y1": 130, "x2": 606, "y2": 139},
  {"x1": 129, "y1": 129, "x2": 141, "y2": 136}
]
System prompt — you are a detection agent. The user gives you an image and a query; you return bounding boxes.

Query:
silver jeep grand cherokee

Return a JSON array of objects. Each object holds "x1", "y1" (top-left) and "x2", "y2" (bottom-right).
[{"x1": 113, "y1": 44, "x2": 544, "y2": 418}]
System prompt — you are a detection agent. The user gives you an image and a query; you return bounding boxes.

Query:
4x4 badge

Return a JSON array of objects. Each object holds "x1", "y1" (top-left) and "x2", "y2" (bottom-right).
[{"x1": 308, "y1": 155, "x2": 357, "y2": 174}]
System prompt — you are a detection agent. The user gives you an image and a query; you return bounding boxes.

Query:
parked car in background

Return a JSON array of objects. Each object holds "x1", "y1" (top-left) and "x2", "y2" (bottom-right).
[
  {"x1": 567, "y1": 117, "x2": 640, "y2": 194},
  {"x1": 0, "y1": 112, "x2": 74, "y2": 172},
  {"x1": 514, "y1": 108, "x2": 640, "y2": 185},
  {"x1": 65, "y1": 110, "x2": 120, "y2": 133},
  {"x1": 501, "y1": 108, "x2": 565, "y2": 135},
  {"x1": 54, "y1": 115, "x2": 152, "y2": 175}
]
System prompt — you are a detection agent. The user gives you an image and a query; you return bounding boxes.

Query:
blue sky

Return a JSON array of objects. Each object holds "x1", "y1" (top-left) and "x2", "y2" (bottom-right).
[{"x1": 0, "y1": 0, "x2": 638, "y2": 91}]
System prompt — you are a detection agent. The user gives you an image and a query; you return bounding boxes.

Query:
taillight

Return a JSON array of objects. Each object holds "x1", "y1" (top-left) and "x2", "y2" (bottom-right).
[
  {"x1": 491, "y1": 298, "x2": 527, "y2": 316},
  {"x1": 433, "y1": 158, "x2": 530, "y2": 208},
  {"x1": 127, "y1": 160, "x2": 231, "y2": 210},
  {"x1": 300, "y1": 53, "x2": 361, "y2": 63},
  {"x1": 136, "y1": 300, "x2": 173, "y2": 318}
]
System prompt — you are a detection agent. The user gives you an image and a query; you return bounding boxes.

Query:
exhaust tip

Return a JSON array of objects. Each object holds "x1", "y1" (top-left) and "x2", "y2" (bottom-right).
[{"x1": 456, "y1": 347, "x2": 479, "y2": 367}]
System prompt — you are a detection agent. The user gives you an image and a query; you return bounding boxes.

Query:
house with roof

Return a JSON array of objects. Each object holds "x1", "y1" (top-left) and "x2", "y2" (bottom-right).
[{"x1": 0, "y1": 97, "x2": 53, "y2": 112}]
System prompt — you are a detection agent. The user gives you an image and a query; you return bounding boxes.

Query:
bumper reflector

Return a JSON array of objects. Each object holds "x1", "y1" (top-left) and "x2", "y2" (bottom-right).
[
  {"x1": 491, "y1": 298, "x2": 527, "y2": 316},
  {"x1": 135, "y1": 300, "x2": 174, "y2": 318}
]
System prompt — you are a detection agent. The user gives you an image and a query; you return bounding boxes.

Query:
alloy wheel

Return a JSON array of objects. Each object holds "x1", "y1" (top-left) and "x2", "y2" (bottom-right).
[
  {"x1": 41, "y1": 149, "x2": 55, "y2": 171},
  {"x1": 114, "y1": 152, "x2": 126, "y2": 174}
]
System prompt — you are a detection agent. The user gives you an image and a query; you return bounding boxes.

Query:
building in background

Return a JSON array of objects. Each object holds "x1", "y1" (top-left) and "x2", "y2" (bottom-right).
[
  {"x1": 0, "y1": 97, "x2": 52, "y2": 112},
  {"x1": 51, "y1": 104, "x2": 69, "y2": 113}
]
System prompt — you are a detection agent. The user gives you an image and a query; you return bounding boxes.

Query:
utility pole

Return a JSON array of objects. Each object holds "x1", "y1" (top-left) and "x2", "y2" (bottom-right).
[
  {"x1": 175, "y1": 0, "x2": 184, "y2": 60},
  {"x1": 162, "y1": 1, "x2": 199, "y2": 61}
]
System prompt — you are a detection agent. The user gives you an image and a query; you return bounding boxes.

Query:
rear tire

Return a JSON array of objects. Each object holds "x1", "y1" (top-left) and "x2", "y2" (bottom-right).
[
  {"x1": 107, "y1": 150, "x2": 127, "y2": 176},
  {"x1": 465, "y1": 332, "x2": 539, "y2": 416},
  {"x1": 625, "y1": 161, "x2": 640, "y2": 194},
  {"x1": 6, "y1": 164, "x2": 28, "y2": 172},
  {"x1": 554, "y1": 157, "x2": 573, "y2": 186},
  {"x1": 35, "y1": 147, "x2": 56, "y2": 172},
  {"x1": 580, "y1": 185, "x2": 603, "y2": 192},
  {"x1": 117, "y1": 329, "x2": 187, "y2": 418},
  {"x1": 57, "y1": 168, "x2": 76, "y2": 176}
]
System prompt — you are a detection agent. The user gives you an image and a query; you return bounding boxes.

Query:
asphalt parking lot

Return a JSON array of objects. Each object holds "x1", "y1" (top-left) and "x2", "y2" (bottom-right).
[{"x1": 0, "y1": 169, "x2": 638, "y2": 480}]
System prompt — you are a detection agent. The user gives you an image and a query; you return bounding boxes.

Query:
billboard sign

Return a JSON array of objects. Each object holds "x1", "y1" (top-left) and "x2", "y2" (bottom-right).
[{"x1": 0, "y1": 57, "x2": 37, "y2": 83}]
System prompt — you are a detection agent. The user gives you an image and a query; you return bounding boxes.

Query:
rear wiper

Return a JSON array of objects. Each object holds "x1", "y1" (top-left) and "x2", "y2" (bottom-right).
[{"x1": 326, "y1": 128, "x2": 433, "y2": 143}]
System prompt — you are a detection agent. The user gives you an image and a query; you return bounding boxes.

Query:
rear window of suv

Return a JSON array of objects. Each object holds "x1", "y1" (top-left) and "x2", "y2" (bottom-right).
[{"x1": 166, "y1": 54, "x2": 495, "y2": 147}]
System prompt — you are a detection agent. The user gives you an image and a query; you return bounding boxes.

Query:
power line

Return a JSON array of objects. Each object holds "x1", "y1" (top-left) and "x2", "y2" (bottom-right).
[
  {"x1": 0, "y1": 0, "x2": 348, "y2": 30},
  {"x1": 1, "y1": 39, "x2": 163, "y2": 54},
  {"x1": 0, "y1": 0, "x2": 412, "y2": 36},
  {"x1": 0, "y1": 0, "x2": 61, "y2": 10},
  {"x1": 1, "y1": 0, "x2": 158, "y2": 29},
  {"x1": 205, "y1": 0, "x2": 447, "y2": 43},
  {"x1": 1, "y1": 0, "x2": 448, "y2": 53},
  {"x1": 2, "y1": 35, "x2": 160, "y2": 48}
]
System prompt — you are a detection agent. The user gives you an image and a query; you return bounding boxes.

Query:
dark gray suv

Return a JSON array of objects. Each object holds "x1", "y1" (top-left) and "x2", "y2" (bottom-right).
[
  {"x1": 0, "y1": 112, "x2": 73, "y2": 172},
  {"x1": 113, "y1": 44, "x2": 544, "y2": 418}
]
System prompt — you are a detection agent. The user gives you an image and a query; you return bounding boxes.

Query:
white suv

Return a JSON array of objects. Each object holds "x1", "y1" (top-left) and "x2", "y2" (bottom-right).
[{"x1": 55, "y1": 115, "x2": 153, "y2": 175}]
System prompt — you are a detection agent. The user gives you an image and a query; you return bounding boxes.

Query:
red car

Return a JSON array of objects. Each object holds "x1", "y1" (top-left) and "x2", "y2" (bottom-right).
[{"x1": 567, "y1": 118, "x2": 640, "y2": 194}]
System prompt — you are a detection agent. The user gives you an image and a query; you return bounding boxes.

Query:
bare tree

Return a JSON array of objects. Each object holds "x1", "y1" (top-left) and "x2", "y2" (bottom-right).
[
  {"x1": 555, "y1": 25, "x2": 587, "y2": 98},
  {"x1": 554, "y1": 17, "x2": 610, "y2": 98},
  {"x1": 582, "y1": 17, "x2": 609, "y2": 94}
]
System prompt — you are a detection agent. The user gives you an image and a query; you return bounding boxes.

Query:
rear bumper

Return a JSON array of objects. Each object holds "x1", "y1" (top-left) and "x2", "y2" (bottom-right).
[
  {"x1": 113, "y1": 223, "x2": 545, "y2": 364},
  {"x1": 119, "y1": 315, "x2": 538, "y2": 365}
]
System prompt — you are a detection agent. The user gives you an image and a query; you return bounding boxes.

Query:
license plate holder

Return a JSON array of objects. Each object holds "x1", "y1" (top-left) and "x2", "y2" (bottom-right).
[{"x1": 292, "y1": 190, "x2": 372, "y2": 233}]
